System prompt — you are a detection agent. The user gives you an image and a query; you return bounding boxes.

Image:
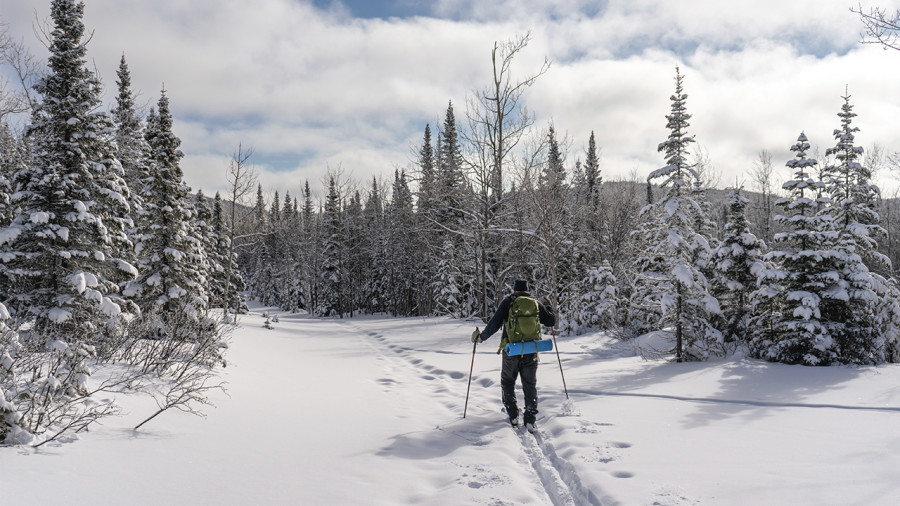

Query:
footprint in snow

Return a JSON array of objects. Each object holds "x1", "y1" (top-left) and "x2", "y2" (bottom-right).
[{"x1": 454, "y1": 463, "x2": 510, "y2": 489}]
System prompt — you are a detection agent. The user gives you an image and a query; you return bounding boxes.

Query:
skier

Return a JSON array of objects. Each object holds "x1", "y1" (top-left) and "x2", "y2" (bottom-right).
[{"x1": 471, "y1": 279, "x2": 556, "y2": 430}]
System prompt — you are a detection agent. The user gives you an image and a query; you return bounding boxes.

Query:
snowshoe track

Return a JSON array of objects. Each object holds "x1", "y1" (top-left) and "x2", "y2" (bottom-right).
[
  {"x1": 344, "y1": 320, "x2": 604, "y2": 505},
  {"x1": 340, "y1": 321, "x2": 479, "y2": 413}
]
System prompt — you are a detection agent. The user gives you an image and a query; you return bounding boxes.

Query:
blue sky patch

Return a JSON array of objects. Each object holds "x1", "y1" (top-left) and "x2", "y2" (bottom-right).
[{"x1": 311, "y1": 0, "x2": 433, "y2": 19}]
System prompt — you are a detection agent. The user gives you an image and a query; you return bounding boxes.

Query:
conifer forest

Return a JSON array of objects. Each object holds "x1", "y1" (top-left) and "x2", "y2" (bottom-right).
[{"x1": 3, "y1": 0, "x2": 900, "y2": 447}]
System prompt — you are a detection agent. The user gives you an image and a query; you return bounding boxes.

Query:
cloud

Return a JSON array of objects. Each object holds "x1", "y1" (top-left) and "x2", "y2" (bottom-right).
[{"x1": 3, "y1": 0, "x2": 900, "y2": 202}]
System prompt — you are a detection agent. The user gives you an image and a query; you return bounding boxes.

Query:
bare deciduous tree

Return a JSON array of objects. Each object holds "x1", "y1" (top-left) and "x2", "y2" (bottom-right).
[
  {"x1": 0, "y1": 24, "x2": 42, "y2": 121},
  {"x1": 853, "y1": 4, "x2": 900, "y2": 51},
  {"x1": 751, "y1": 149, "x2": 775, "y2": 242},
  {"x1": 225, "y1": 144, "x2": 257, "y2": 321},
  {"x1": 464, "y1": 32, "x2": 550, "y2": 317}
]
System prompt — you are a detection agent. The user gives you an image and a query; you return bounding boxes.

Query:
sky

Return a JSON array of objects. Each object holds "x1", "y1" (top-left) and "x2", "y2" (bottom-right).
[{"x1": 3, "y1": 0, "x2": 900, "y2": 202}]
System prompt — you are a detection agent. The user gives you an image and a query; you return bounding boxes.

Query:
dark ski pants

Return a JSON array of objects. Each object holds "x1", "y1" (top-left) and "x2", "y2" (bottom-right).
[{"x1": 500, "y1": 351, "x2": 538, "y2": 418}]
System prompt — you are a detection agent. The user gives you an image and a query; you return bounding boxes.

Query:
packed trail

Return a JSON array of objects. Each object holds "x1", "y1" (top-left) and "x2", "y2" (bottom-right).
[{"x1": 5, "y1": 304, "x2": 900, "y2": 505}]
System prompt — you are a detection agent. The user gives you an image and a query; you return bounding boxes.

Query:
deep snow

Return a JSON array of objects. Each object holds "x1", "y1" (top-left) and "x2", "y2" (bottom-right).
[{"x1": 4, "y1": 305, "x2": 900, "y2": 505}]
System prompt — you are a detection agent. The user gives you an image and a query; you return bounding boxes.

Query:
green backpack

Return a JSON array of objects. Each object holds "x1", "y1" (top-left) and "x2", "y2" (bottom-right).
[{"x1": 506, "y1": 295, "x2": 541, "y2": 344}]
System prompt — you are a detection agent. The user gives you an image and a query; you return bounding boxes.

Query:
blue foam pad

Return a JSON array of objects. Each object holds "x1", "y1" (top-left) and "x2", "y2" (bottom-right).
[{"x1": 505, "y1": 339, "x2": 553, "y2": 355}]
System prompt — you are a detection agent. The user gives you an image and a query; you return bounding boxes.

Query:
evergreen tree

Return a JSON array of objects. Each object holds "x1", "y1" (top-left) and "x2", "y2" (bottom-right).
[
  {"x1": 434, "y1": 237, "x2": 463, "y2": 317},
  {"x1": 711, "y1": 187, "x2": 765, "y2": 344},
  {"x1": 317, "y1": 175, "x2": 343, "y2": 316},
  {"x1": 436, "y1": 102, "x2": 465, "y2": 231},
  {"x1": 361, "y1": 177, "x2": 387, "y2": 314},
  {"x1": 126, "y1": 90, "x2": 207, "y2": 329},
  {"x1": 417, "y1": 123, "x2": 436, "y2": 219},
  {"x1": 580, "y1": 260, "x2": 619, "y2": 331},
  {"x1": 213, "y1": 192, "x2": 246, "y2": 312},
  {"x1": 749, "y1": 133, "x2": 840, "y2": 365},
  {"x1": 300, "y1": 180, "x2": 318, "y2": 312},
  {"x1": 194, "y1": 191, "x2": 225, "y2": 308},
  {"x1": 0, "y1": 124, "x2": 18, "y2": 227},
  {"x1": 819, "y1": 93, "x2": 883, "y2": 363},
  {"x1": 585, "y1": 131, "x2": 601, "y2": 211},
  {"x1": 639, "y1": 67, "x2": 721, "y2": 360},
  {"x1": 386, "y1": 169, "x2": 417, "y2": 315},
  {"x1": 110, "y1": 53, "x2": 147, "y2": 241},
  {"x1": 1, "y1": 0, "x2": 136, "y2": 339}
]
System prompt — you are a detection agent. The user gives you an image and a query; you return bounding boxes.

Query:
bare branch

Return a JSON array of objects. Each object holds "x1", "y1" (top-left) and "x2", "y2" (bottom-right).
[{"x1": 852, "y1": 3, "x2": 900, "y2": 51}]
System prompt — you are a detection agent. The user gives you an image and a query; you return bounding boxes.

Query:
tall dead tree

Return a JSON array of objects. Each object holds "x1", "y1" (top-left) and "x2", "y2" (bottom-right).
[
  {"x1": 464, "y1": 32, "x2": 549, "y2": 317},
  {"x1": 225, "y1": 143, "x2": 256, "y2": 320}
]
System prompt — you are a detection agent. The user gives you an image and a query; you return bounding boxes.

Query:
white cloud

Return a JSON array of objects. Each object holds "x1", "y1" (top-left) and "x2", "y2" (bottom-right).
[{"x1": 3, "y1": 0, "x2": 900, "y2": 201}]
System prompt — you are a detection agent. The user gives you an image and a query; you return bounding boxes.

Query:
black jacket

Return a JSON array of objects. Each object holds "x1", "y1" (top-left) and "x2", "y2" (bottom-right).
[{"x1": 479, "y1": 291, "x2": 556, "y2": 343}]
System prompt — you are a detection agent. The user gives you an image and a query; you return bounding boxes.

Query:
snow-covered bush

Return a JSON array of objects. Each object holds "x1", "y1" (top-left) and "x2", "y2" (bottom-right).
[{"x1": 580, "y1": 262, "x2": 619, "y2": 331}]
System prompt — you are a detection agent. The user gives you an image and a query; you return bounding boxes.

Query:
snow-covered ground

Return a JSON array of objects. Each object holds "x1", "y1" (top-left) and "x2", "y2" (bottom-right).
[{"x1": 4, "y1": 304, "x2": 900, "y2": 505}]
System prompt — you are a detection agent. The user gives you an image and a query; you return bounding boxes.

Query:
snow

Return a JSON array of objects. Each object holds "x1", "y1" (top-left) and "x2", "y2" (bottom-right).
[
  {"x1": 99, "y1": 297, "x2": 121, "y2": 317},
  {"x1": 30, "y1": 212, "x2": 50, "y2": 224},
  {"x1": 0, "y1": 225, "x2": 23, "y2": 246},
  {"x1": 47, "y1": 307, "x2": 72, "y2": 324},
  {"x1": 118, "y1": 259, "x2": 139, "y2": 277},
  {"x1": 5, "y1": 304, "x2": 900, "y2": 504}
]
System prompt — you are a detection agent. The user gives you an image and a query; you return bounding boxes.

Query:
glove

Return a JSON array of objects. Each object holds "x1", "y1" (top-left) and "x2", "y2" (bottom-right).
[{"x1": 471, "y1": 328, "x2": 482, "y2": 343}]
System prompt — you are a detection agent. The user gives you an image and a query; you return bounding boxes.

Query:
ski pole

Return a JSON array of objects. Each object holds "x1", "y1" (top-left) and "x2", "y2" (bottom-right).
[
  {"x1": 463, "y1": 327, "x2": 478, "y2": 418},
  {"x1": 550, "y1": 327, "x2": 569, "y2": 399}
]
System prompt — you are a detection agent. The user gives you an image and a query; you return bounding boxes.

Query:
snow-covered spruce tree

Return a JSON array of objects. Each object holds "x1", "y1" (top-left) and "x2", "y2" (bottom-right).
[
  {"x1": 575, "y1": 131, "x2": 604, "y2": 271},
  {"x1": 317, "y1": 175, "x2": 343, "y2": 316},
  {"x1": 126, "y1": 90, "x2": 208, "y2": 336},
  {"x1": 433, "y1": 103, "x2": 470, "y2": 316},
  {"x1": 343, "y1": 189, "x2": 364, "y2": 315},
  {"x1": 0, "y1": 303, "x2": 23, "y2": 444},
  {"x1": 710, "y1": 187, "x2": 765, "y2": 344},
  {"x1": 194, "y1": 191, "x2": 228, "y2": 309},
  {"x1": 533, "y1": 124, "x2": 581, "y2": 334},
  {"x1": 212, "y1": 192, "x2": 247, "y2": 312},
  {"x1": 580, "y1": 260, "x2": 619, "y2": 331},
  {"x1": 278, "y1": 191, "x2": 303, "y2": 312},
  {"x1": 361, "y1": 177, "x2": 387, "y2": 314},
  {"x1": 818, "y1": 93, "x2": 885, "y2": 363},
  {"x1": 637, "y1": 67, "x2": 721, "y2": 361},
  {"x1": 749, "y1": 133, "x2": 840, "y2": 365},
  {"x1": 386, "y1": 169, "x2": 419, "y2": 316},
  {"x1": 414, "y1": 124, "x2": 439, "y2": 315},
  {"x1": 628, "y1": 199, "x2": 667, "y2": 336},
  {"x1": 1, "y1": 0, "x2": 136, "y2": 342},
  {"x1": 0, "y1": 124, "x2": 17, "y2": 226},
  {"x1": 585, "y1": 131, "x2": 601, "y2": 213},
  {"x1": 245, "y1": 184, "x2": 271, "y2": 304},
  {"x1": 110, "y1": 54, "x2": 146, "y2": 253},
  {"x1": 434, "y1": 237, "x2": 463, "y2": 317},
  {"x1": 299, "y1": 181, "x2": 320, "y2": 312}
]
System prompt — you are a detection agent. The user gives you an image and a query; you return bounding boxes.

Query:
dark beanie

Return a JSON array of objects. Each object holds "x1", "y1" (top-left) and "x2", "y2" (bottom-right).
[{"x1": 513, "y1": 279, "x2": 528, "y2": 292}]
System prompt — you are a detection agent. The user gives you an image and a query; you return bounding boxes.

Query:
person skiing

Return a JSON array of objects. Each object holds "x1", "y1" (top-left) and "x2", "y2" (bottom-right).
[{"x1": 471, "y1": 279, "x2": 556, "y2": 430}]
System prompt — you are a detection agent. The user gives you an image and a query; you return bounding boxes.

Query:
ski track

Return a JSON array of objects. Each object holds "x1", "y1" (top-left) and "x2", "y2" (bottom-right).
[
  {"x1": 339, "y1": 319, "x2": 605, "y2": 505},
  {"x1": 518, "y1": 429, "x2": 604, "y2": 506}
]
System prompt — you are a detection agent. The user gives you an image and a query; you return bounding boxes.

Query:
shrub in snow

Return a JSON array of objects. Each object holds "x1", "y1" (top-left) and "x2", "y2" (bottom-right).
[{"x1": 580, "y1": 261, "x2": 619, "y2": 331}]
